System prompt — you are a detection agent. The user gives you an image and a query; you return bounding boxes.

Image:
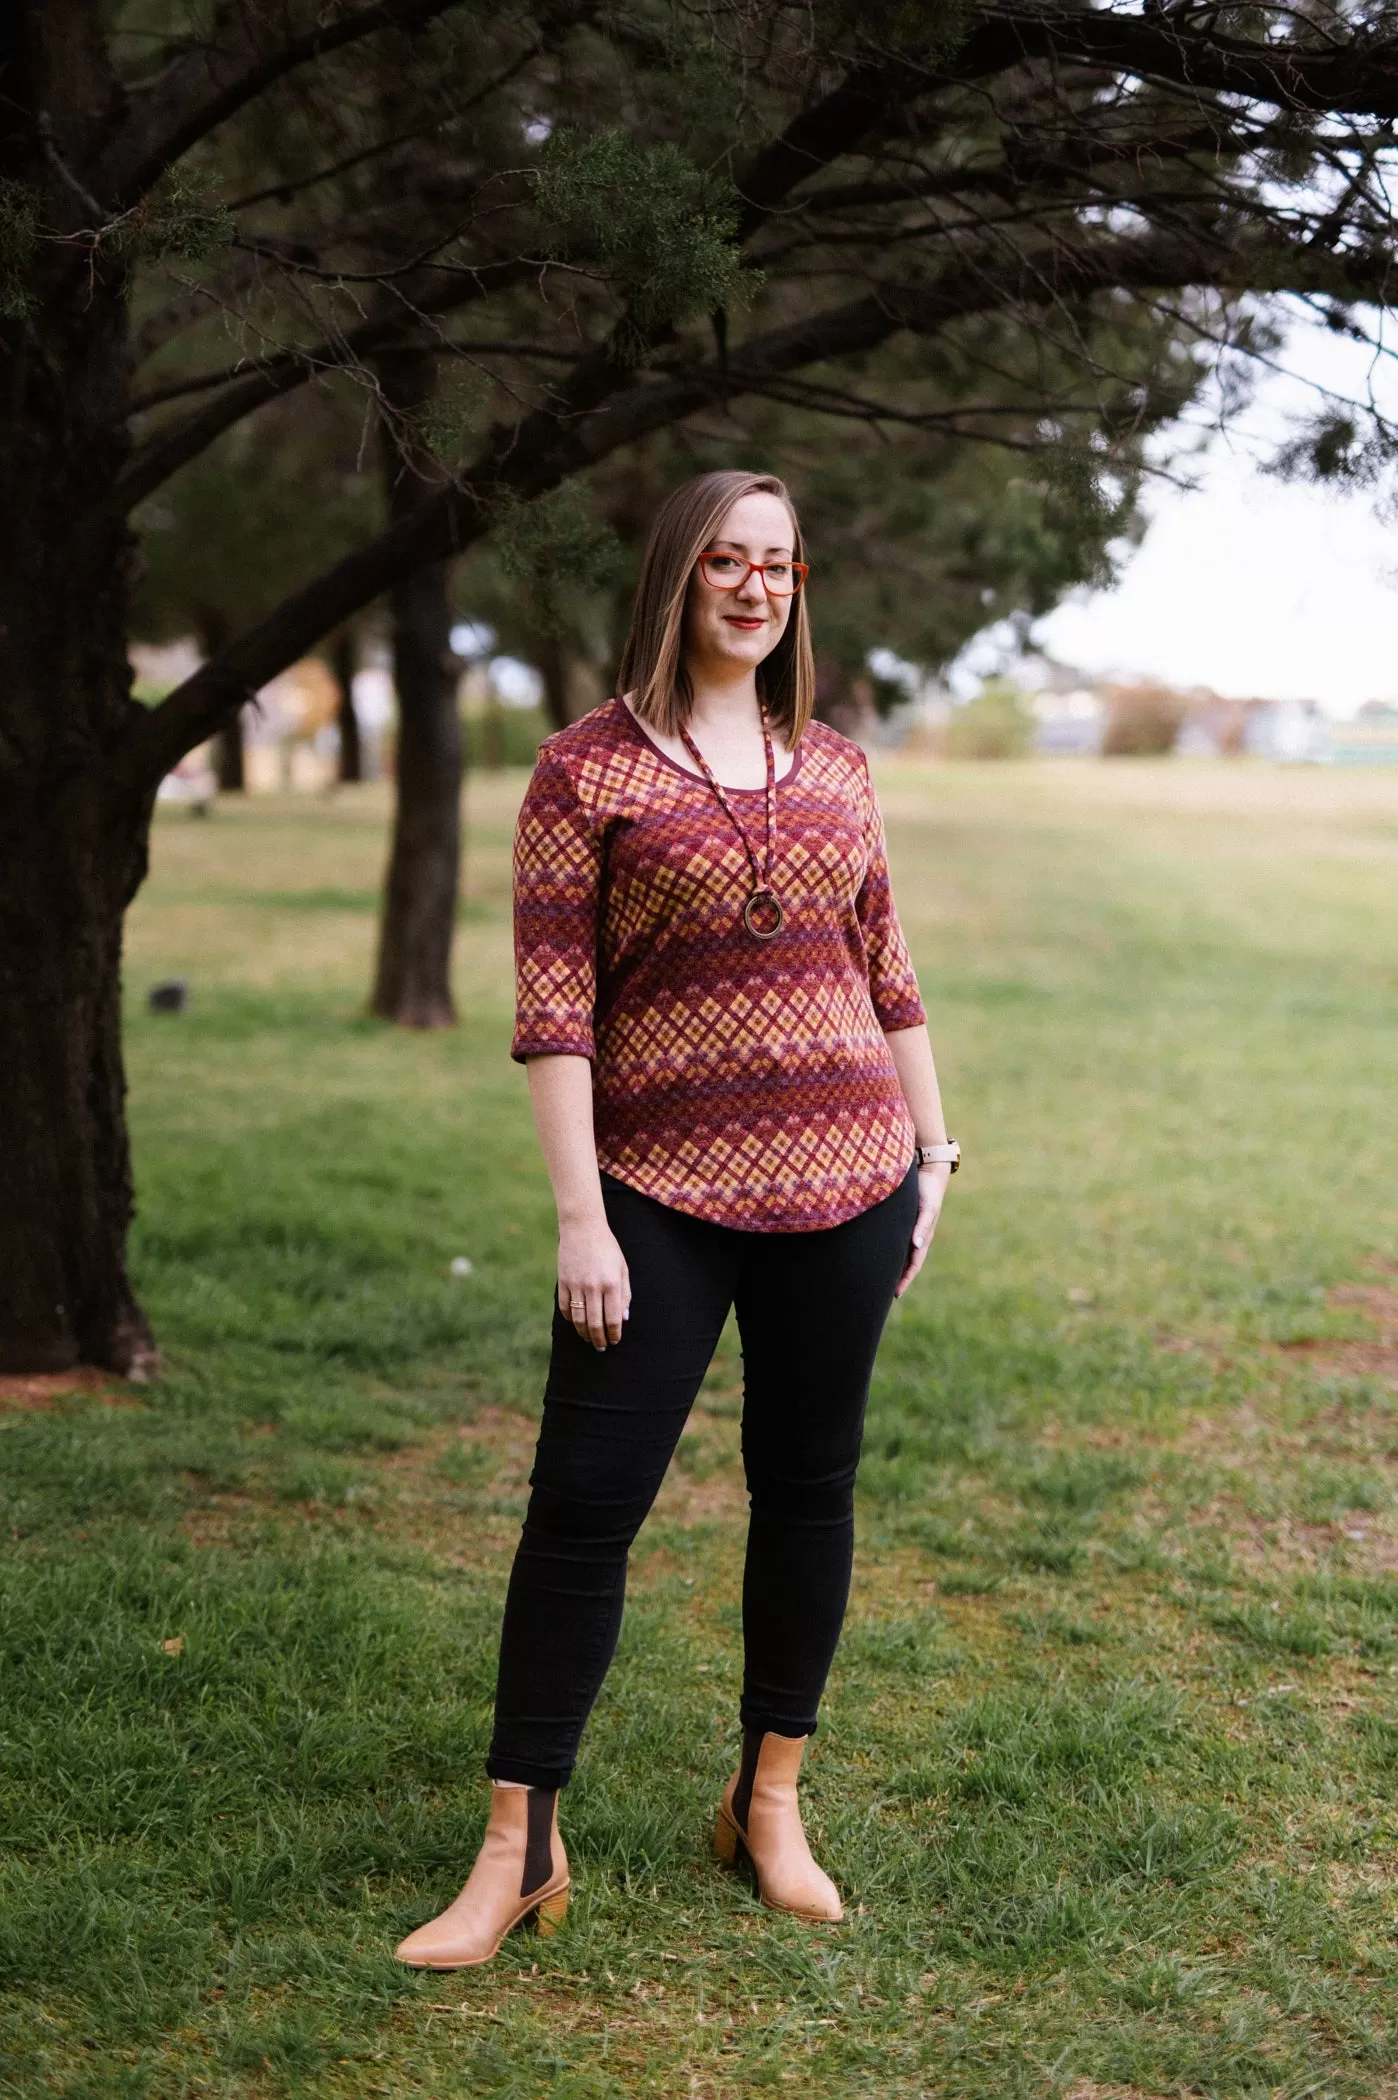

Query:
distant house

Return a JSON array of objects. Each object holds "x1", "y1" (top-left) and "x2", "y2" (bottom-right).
[
  {"x1": 1330, "y1": 700, "x2": 1398, "y2": 767},
  {"x1": 1031, "y1": 686, "x2": 1106, "y2": 755},
  {"x1": 1177, "y1": 693, "x2": 1248, "y2": 757},
  {"x1": 1242, "y1": 698, "x2": 1333, "y2": 763}
]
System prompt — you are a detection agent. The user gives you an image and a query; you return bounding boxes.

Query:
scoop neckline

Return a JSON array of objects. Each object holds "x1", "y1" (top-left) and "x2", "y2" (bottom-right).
[{"x1": 615, "y1": 696, "x2": 804, "y2": 793}]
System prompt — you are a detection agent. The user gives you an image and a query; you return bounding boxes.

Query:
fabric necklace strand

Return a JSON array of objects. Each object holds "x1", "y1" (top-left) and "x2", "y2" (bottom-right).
[{"x1": 678, "y1": 709, "x2": 784, "y2": 939}]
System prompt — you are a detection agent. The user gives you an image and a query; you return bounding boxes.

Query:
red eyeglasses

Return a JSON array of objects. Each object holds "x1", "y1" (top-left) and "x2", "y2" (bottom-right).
[{"x1": 698, "y1": 551, "x2": 809, "y2": 597}]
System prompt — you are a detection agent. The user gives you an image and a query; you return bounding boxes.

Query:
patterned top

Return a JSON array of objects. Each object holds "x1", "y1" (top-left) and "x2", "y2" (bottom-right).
[{"x1": 512, "y1": 698, "x2": 926, "y2": 1231}]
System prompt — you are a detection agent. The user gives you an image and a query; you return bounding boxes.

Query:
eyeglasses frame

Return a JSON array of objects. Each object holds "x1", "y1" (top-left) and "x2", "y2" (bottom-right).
[{"x1": 696, "y1": 551, "x2": 810, "y2": 598}]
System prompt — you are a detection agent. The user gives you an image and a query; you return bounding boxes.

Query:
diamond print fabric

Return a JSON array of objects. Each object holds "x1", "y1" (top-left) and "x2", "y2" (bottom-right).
[{"x1": 512, "y1": 699, "x2": 925, "y2": 1231}]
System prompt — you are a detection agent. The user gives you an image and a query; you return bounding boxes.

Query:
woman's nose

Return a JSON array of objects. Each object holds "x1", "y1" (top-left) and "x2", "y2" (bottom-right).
[{"x1": 733, "y1": 570, "x2": 765, "y2": 605}]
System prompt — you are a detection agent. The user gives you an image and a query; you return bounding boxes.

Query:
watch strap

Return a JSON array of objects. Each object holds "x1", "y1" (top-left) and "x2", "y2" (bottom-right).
[{"x1": 916, "y1": 1140, "x2": 960, "y2": 1172}]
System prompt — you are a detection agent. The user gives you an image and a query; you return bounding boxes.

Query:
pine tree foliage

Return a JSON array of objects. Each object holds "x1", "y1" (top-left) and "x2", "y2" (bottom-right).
[{"x1": 535, "y1": 127, "x2": 748, "y2": 334}]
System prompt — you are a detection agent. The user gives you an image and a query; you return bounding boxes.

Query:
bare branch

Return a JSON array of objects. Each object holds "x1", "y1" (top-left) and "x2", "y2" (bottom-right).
[
  {"x1": 118, "y1": 260, "x2": 535, "y2": 508},
  {"x1": 130, "y1": 252, "x2": 268, "y2": 366},
  {"x1": 94, "y1": 0, "x2": 476, "y2": 208},
  {"x1": 93, "y1": 0, "x2": 600, "y2": 211},
  {"x1": 222, "y1": 34, "x2": 547, "y2": 211}
]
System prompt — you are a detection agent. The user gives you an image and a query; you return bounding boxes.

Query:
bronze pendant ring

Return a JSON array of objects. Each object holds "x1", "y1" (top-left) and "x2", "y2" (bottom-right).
[{"x1": 743, "y1": 889, "x2": 785, "y2": 940}]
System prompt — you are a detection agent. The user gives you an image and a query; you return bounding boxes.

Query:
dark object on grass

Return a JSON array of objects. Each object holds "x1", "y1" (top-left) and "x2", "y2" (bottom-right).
[{"x1": 149, "y1": 980, "x2": 189, "y2": 1014}]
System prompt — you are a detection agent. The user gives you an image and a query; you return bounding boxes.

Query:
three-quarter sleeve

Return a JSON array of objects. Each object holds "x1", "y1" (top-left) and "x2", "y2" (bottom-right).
[
  {"x1": 854, "y1": 762, "x2": 927, "y2": 1032},
  {"x1": 511, "y1": 746, "x2": 604, "y2": 1062}
]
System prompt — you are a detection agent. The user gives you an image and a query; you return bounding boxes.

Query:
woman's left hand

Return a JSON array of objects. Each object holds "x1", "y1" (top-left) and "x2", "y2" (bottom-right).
[{"x1": 895, "y1": 1163, "x2": 951, "y2": 1298}]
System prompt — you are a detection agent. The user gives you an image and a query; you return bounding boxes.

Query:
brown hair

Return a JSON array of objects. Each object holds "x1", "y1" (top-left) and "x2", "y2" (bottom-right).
[{"x1": 616, "y1": 469, "x2": 815, "y2": 743}]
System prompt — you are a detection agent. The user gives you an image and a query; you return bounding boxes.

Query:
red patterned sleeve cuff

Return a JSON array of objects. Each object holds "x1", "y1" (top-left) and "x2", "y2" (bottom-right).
[
  {"x1": 510, "y1": 1025, "x2": 596, "y2": 1063},
  {"x1": 873, "y1": 989, "x2": 927, "y2": 1033}
]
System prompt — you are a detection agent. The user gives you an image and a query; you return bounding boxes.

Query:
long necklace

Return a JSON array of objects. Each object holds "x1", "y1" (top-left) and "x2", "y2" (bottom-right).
[{"x1": 679, "y1": 707, "x2": 785, "y2": 940}]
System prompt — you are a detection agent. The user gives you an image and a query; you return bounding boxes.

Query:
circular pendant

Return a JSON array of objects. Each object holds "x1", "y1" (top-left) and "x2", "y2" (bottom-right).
[{"x1": 742, "y1": 888, "x2": 784, "y2": 940}]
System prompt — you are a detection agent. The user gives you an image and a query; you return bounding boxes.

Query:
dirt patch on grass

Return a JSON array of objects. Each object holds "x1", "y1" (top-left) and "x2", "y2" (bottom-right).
[
  {"x1": 1273, "y1": 1278, "x2": 1398, "y2": 1386},
  {"x1": 1327, "y1": 1857, "x2": 1398, "y2": 1899},
  {"x1": 1280, "y1": 1340, "x2": 1398, "y2": 1386},
  {"x1": 1064, "y1": 2085, "x2": 1173, "y2": 2100},
  {"x1": 1176, "y1": 1402, "x2": 1281, "y2": 1461},
  {"x1": 1221, "y1": 1510, "x2": 1398, "y2": 1577},
  {"x1": 0, "y1": 1366, "x2": 142, "y2": 1412},
  {"x1": 180, "y1": 1493, "x2": 263, "y2": 1548},
  {"x1": 1330, "y1": 1282, "x2": 1398, "y2": 1324}
]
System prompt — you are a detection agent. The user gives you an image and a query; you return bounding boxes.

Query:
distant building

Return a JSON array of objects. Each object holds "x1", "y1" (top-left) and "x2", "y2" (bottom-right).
[
  {"x1": 1031, "y1": 686, "x2": 1106, "y2": 755},
  {"x1": 1177, "y1": 693, "x2": 1248, "y2": 757},
  {"x1": 1013, "y1": 656, "x2": 1106, "y2": 754},
  {"x1": 1242, "y1": 698, "x2": 1333, "y2": 763},
  {"x1": 872, "y1": 645, "x2": 1398, "y2": 767},
  {"x1": 1331, "y1": 700, "x2": 1398, "y2": 767}
]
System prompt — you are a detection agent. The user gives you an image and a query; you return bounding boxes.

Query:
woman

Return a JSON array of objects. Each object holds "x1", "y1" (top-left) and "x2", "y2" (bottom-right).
[{"x1": 395, "y1": 469, "x2": 957, "y2": 1970}]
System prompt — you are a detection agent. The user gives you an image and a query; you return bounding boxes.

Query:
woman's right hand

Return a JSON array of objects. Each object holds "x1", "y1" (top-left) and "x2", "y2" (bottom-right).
[{"x1": 557, "y1": 1214, "x2": 631, "y2": 1350}]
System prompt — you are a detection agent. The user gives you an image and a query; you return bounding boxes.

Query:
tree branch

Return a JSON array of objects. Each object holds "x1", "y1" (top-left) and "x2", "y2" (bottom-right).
[
  {"x1": 123, "y1": 36, "x2": 977, "y2": 508},
  {"x1": 222, "y1": 34, "x2": 547, "y2": 211},
  {"x1": 119, "y1": 260, "x2": 535, "y2": 508},
  {"x1": 94, "y1": 0, "x2": 478, "y2": 208},
  {"x1": 137, "y1": 217, "x2": 1377, "y2": 781},
  {"x1": 130, "y1": 252, "x2": 267, "y2": 367},
  {"x1": 94, "y1": 0, "x2": 600, "y2": 210},
  {"x1": 733, "y1": 51, "x2": 944, "y2": 240},
  {"x1": 957, "y1": 4, "x2": 1398, "y2": 119}
]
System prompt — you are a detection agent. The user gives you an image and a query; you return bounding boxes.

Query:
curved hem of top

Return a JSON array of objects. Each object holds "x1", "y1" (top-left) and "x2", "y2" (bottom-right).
[
  {"x1": 613, "y1": 695, "x2": 806, "y2": 795},
  {"x1": 596, "y1": 1150, "x2": 915, "y2": 1235}
]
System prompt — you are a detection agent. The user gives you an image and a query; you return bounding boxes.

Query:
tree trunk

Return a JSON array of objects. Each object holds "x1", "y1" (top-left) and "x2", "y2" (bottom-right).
[
  {"x1": 370, "y1": 352, "x2": 461, "y2": 1028},
  {"x1": 331, "y1": 628, "x2": 364, "y2": 783},
  {"x1": 538, "y1": 632, "x2": 605, "y2": 732},
  {"x1": 0, "y1": 13, "x2": 156, "y2": 1373},
  {"x1": 196, "y1": 611, "x2": 246, "y2": 790},
  {"x1": 0, "y1": 792, "x2": 155, "y2": 1374},
  {"x1": 212, "y1": 717, "x2": 246, "y2": 791}
]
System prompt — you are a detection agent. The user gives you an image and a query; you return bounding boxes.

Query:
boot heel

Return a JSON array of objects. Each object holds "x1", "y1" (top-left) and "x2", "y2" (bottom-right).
[
  {"x1": 713, "y1": 1811, "x2": 739, "y2": 1866},
  {"x1": 534, "y1": 1887, "x2": 568, "y2": 1935}
]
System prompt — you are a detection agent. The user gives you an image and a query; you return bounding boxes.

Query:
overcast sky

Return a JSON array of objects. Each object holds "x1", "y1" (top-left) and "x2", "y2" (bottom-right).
[{"x1": 1009, "y1": 314, "x2": 1398, "y2": 718}]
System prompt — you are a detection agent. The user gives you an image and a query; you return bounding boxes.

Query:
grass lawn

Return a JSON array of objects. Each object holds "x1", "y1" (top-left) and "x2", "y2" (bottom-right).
[{"x1": 3, "y1": 756, "x2": 1397, "y2": 2099}]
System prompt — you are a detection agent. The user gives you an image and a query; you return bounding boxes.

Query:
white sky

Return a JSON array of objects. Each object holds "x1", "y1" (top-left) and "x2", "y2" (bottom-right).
[{"x1": 1017, "y1": 313, "x2": 1398, "y2": 717}]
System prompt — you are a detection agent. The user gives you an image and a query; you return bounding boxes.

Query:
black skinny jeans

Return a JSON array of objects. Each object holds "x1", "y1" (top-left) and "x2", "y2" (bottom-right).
[{"x1": 487, "y1": 1161, "x2": 919, "y2": 1789}]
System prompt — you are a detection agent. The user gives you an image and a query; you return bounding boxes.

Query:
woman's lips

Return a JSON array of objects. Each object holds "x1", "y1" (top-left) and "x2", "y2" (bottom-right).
[{"x1": 724, "y1": 614, "x2": 765, "y2": 630}]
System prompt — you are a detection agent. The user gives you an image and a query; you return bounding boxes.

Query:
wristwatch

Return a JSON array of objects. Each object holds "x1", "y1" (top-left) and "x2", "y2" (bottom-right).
[{"x1": 916, "y1": 1140, "x2": 960, "y2": 1172}]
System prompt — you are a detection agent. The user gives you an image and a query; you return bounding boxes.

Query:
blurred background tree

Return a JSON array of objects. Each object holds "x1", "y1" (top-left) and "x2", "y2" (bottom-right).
[
  {"x1": 944, "y1": 678, "x2": 1035, "y2": 760},
  {"x1": 132, "y1": 386, "x2": 377, "y2": 785},
  {"x1": 1101, "y1": 681, "x2": 1192, "y2": 758}
]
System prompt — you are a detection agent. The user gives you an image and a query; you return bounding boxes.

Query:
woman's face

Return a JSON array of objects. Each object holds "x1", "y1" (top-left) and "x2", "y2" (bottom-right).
[{"x1": 684, "y1": 490, "x2": 798, "y2": 681}]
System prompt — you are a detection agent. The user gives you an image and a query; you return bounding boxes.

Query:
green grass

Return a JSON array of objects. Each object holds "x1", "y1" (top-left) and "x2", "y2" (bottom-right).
[{"x1": 3, "y1": 759, "x2": 1397, "y2": 2098}]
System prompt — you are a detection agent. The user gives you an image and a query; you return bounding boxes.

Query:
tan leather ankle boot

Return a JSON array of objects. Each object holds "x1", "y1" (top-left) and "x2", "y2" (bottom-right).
[
  {"x1": 714, "y1": 1731, "x2": 843, "y2": 1922},
  {"x1": 394, "y1": 1785, "x2": 569, "y2": 1969}
]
